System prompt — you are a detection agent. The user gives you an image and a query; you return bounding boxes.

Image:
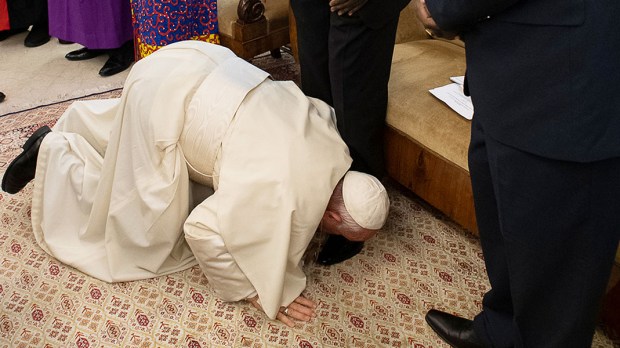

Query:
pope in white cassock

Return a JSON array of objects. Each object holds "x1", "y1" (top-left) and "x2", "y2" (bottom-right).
[{"x1": 2, "y1": 41, "x2": 390, "y2": 326}]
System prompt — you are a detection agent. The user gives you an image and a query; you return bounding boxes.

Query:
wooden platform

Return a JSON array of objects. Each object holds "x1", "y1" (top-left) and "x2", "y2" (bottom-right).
[{"x1": 385, "y1": 126, "x2": 478, "y2": 235}]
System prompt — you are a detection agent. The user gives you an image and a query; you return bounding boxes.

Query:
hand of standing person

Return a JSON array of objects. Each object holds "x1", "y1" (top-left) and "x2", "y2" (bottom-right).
[
  {"x1": 414, "y1": 0, "x2": 457, "y2": 39},
  {"x1": 329, "y1": 0, "x2": 368, "y2": 16}
]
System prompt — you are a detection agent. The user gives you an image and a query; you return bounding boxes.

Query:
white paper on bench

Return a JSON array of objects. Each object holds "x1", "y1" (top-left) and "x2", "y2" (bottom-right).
[{"x1": 429, "y1": 76, "x2": 474, "y2": 120}]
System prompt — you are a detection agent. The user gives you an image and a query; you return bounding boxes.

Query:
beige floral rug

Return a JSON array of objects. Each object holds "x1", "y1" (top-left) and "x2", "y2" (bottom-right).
[{"x1": 0, "y1": 92, "x2": 615, "y2": 347}]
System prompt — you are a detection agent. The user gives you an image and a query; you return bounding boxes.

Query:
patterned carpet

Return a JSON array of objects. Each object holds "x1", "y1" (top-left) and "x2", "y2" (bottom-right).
[{"x1": 0, "y1": 64, "x2": 616, "y2": 347}]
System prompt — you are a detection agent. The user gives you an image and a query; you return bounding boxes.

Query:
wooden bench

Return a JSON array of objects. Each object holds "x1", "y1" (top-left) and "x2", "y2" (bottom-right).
[
  {"x1": 385, "y1": 6, "x2": 473, "y2": 233},
  {"x1": 218, "y1": 0, "x2": 290, "y2": 59}
]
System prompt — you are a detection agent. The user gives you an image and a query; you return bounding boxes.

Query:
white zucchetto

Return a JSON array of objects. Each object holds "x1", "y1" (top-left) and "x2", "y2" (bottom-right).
[{"x1": 342, "y1": 171, "x2": 390, "y2": 230}]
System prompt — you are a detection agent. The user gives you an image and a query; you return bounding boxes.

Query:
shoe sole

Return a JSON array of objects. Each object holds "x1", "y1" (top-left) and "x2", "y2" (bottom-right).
[
  {"x1": 24, "y1": 37, "x2": 51, "y2": 48},
  {"x1": 23, "y1": 126, "x2": 52, "y2": 150},
  {"x1": 1, "y1": 126, "x2": 51, "y2": 193}
]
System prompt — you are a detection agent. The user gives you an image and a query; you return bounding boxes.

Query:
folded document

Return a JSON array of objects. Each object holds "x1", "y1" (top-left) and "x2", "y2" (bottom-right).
[{"x1": 429, "y1": 76, "x2": 474, "y2": 120}]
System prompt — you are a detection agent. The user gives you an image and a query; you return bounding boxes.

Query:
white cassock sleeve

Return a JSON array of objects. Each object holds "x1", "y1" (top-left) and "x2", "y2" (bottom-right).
[{"x1": 184, "y1": 192, "x2": 257, "y2": 301}]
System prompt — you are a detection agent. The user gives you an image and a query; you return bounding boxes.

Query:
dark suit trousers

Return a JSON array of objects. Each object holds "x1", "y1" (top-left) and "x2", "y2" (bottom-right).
[
  {"x1": 290, "y1": 0, "x2": 399, "y2": 177},
  {"x1": 468, "y1": 118, "x2": 620, "y2": 347},
  {"x1": 5, "y1": 0, "x2": 47, "y2": 29}
]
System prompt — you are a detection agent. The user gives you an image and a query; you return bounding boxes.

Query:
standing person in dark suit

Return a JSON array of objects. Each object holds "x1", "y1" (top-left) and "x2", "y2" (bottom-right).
[
  {"x1": 415, "y1": 0, "x2": 620, "y2": 347},
  {"x1": 290, "y1": 0, "x2": 410, "y2": 265}
]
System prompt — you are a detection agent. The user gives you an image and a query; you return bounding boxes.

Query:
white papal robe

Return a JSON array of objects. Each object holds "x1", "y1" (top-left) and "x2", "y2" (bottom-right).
[{"x1": 31, "y1": 41, "x2": 352, "y2": 319}]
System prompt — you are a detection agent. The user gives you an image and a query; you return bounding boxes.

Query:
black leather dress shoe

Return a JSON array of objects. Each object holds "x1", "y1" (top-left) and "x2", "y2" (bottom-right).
[
  {"x1": 317, "y1": 235, "x2": 364, "y2": 265},
  {"x1": 24, "y1": 23, "x2": 50, "y2": 47},
  {"x1": 2, "y1": 126, "x2": 52, "y2": 194},
  {"x1": 425, "y1": 309, "x2": 485, "y2": 348},
  {"x1": 99, "y1": 41, "x2": 134, "y2": 77},
  {"x1": 0, "y1": 92, "x2": 5, "y2": 103},
  {"x1": 65, "y1": 47, "x2": 105, "y2": 61}
]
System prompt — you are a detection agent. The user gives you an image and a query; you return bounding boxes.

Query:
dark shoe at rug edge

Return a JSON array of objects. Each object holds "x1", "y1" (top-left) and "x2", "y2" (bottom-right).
[
  {"x1": 316, "y1": 234, "x2": 364, "y2": 266},
  {"x1": 65, "y1": 47, "x2": 105, "y2": 61},
  {"x1": 98, "y1": 41, "x2": 135, "y2": 77},
  {"x1": 425, "y1": 309, "x2": 485, "y2": 348},
  {"x1": 98, "y1": 55, "x2": 134, "y2": 77},
  {"x1": 23, "y1": 24, "x2": 50, "y2": 47},
  {"x1": 1, "y1": 126, "x2": 52, "y2": 194}
]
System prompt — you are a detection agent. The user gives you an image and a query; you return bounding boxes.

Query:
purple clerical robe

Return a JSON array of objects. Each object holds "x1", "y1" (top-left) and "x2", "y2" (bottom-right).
[{"x1": 47, "y1": 0, "x2": 133, "y2": 49}]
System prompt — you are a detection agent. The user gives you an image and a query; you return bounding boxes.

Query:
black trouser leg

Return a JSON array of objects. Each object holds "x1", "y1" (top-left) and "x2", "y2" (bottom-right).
[
  {"x1": 289, "y1": 0, "x2": 332, "y2": 104},
  {"x1": 328, "y1": 13, "x2": 398, "y2": 178},
  {"x1": 470, "y1": 118, "x2": 620, "y2": 347},
  {"x1": 469, "y1": 119, "x2": 516, "y2": 347}
]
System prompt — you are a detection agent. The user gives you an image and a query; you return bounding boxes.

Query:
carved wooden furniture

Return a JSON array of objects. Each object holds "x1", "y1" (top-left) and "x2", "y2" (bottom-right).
[{"x1": 218, "y1": 0, "x2": 290, "y2": 60}]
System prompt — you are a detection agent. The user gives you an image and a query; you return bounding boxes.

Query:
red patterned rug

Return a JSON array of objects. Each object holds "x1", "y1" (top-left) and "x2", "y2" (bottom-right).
[{"x1": 0, "y1": 68, "x2": 615, "y2": 348}]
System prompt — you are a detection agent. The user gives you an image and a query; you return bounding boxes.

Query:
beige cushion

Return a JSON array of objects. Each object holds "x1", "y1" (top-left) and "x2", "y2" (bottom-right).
[
  {"x1": 217, "y1": 0, "x2": 289, "y2": 37},
  {"x1": 387, "y1": 39, "x2": 469, "y2": 171}
]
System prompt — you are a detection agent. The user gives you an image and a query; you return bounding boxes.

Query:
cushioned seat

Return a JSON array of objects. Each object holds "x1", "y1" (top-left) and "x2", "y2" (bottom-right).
[
  {"x1": 385, "y1": 5, "x2": 475, "y2": 232},
  {"x1": 389, "y1": 40, "x2": 468, "y2": 172},
  {"x1": 217, "y1": 0, "x2": 290, "y2": 59}
]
